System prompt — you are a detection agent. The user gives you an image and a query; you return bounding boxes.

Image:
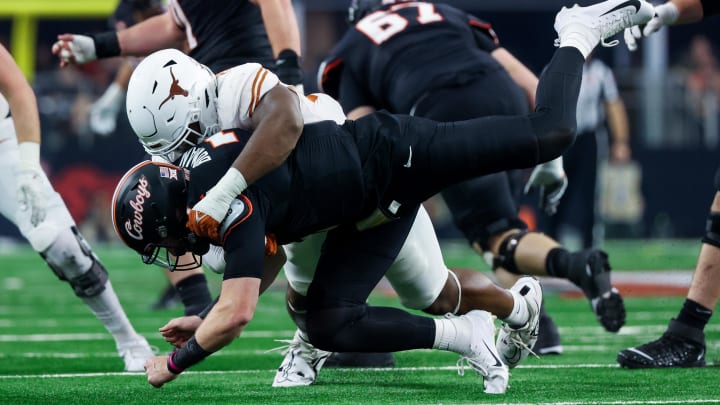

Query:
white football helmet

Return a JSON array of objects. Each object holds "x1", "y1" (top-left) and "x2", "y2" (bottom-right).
[{"x1": 126, "y1": 49, "x2": 219, "y2": 159}]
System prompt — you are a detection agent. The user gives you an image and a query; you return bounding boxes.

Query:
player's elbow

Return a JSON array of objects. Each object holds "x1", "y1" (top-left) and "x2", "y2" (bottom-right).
[{"x1": 282, "y1": 110, "x2": 304, "y2": 141}]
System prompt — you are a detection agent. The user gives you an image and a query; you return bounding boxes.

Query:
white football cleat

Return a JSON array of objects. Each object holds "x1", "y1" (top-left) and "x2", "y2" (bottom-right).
[
  {"x1": 118, "y1": 335, "x2": 156, "y2": 372},
  {"x1": 554, "y1": 0, "x2": 654, "y2": 53},
  {"x1": 496, "y1": 277, "x2": 543, "y2": 368},
  {"x1": 456, "y1": 310, "x2": 509, "y2": 394},
  {"x1": 272, "y1": 329, "x2": 332, "y2": 387}
]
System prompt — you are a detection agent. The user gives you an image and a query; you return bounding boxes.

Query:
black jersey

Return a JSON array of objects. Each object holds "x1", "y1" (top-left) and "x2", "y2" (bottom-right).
[
  {"x1": 169, "y1": 0, "x2": 274, "y2": 73},
  {"x1": 319, "y1": 2, "x2": 502, "y2": 114},
  {"x1": 177, "y1": 121, "x2": 368, "y2": 278}
]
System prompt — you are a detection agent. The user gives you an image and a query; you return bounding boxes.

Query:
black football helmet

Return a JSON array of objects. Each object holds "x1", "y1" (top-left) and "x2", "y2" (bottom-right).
[{"x1": 111, "y1": 160, "x2": 210, "y2": 271}]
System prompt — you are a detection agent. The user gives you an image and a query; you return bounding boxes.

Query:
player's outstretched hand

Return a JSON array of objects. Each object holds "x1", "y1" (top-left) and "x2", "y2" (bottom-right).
[
  {"x1": 524, "y1": 157, "x2": 568, "y2": 216},
  {"x1": 51, "y1": 34, "x2": 97, "y2": 67},
  {"x1": 145, "y1": 355, "x2": 178, "y2": 388},
  {"x1": 623, "y1": 2, "x2": 678, "y2": 51},
  {"x1": 187, "y1": 195, "x2": 228, "y2": 243},
  {"x1": 159, "y1": 316, "x2": 202, "y2": 348}
]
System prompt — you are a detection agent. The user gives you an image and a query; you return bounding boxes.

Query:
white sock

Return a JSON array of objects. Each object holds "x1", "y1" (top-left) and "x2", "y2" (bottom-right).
[
  {"x1": 81, "y1": 281, "x2": 139, "y2": 346},
  {"x1": 559, "y1": 32, "x2": 596, "y2": 59},
  {"x1": 503, "y1": 289, "x2": 530, "y2": 328},
  {"x1": 433, "y1": 316, "x2": 473, "y2": 355}
]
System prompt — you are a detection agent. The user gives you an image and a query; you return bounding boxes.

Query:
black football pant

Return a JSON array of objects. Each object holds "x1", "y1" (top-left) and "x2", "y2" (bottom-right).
[
  {"x1": 304, "y1": 47, "x2": 584, "y2": 353},
  {"x1": 411, "y1": 64, "x2": 529, "y2": 248}
]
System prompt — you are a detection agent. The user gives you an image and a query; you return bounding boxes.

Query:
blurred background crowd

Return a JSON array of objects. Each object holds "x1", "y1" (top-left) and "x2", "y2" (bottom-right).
[{"x1": 1, "y1": 0, "x2": 719, "y2": 249}]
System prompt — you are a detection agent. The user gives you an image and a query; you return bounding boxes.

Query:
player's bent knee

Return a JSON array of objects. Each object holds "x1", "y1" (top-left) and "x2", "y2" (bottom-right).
[
  {"x1": 41, "y1": 226, "x2": 108, "y2": 298},
  {"x1": 537, "y1": 127, "x2": 576, "y2": 162},
  {"x1": 305, "y1": 306, "x2": 364, "y2": 351},
  {"x1": 529, "y1": 111, "x2": 576, "y2": 162},
  {"x1": 423, "y1": 269, "x2": 461, "y2": 315}
]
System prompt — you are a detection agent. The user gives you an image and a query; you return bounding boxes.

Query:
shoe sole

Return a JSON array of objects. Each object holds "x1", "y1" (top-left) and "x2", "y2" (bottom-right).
[{"x1": 594, "y1": 288, "x2": 626, "y2": 332}]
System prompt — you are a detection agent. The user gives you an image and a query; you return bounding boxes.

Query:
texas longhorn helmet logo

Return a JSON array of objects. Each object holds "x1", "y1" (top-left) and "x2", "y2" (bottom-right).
[{"x1": 159, "y1": 67, "x2": 189, "y2": 109}]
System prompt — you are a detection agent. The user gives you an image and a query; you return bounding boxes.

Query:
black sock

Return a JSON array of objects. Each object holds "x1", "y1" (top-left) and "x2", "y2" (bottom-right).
[
  {"x1": 676, "y1": 299, "x2": 712, "y2": 331},
  {"x1": 176, "y1": 274, "x2": 213, "y2": 316},
  {"x1": 545, "y1": 247, "x2": 571, "y2": 279}
]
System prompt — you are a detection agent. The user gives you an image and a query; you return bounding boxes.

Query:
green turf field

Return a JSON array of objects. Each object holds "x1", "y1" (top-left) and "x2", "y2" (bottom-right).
[{"x1": 0, "y1": 240, "x2": 718, "y2": 404}]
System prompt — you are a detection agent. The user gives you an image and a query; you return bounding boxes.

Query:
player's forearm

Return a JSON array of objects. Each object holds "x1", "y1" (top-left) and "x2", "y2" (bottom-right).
[
  {"x1": 7, "y1": 88, "x2": 41, "y2": 145},
  {"x1": 606, "y1": 99, "x2": 630, "y2": 145},
  {"x1": 195, "y1": 278, "x2": 261, "y2": 351},
  {"x1": 235, "y1": 87, "x2": 304, "y2": 184},
  {"x1": 671, "y1": 0, "x2": 706, "y2": 23},
  {"x1": 0, "y1": 48, "x2": 41, "y2": 145},
  {"x1": 231, "y1": 120, "x2": 300, "y2": 184},
  {"x1": 117, "y1": 13, "x2": 185, "y2": 56},
  {"x1": 256, "y1": 0, "x2": 302, "y2": 57}
]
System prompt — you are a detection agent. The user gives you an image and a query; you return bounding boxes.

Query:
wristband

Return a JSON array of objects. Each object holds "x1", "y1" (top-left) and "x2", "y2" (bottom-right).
[
  {"x1": 167, "y1": 335, "x2": 212, "y2": 373},
  {"x1": 18, "y1": 142, "x2": 41, "y2": 170},
  {"x1": 91, "y1": 31, "x2": 121, "y2": 58},
  {"x1": 275, "y1": 49, "x2": 303, "y2": 86},
  {"x1": 656, "y1": 2, "x2": 680, "y2": 24},
  {"x1": 166, "y1": 350, "x2": 185, "y2": 374}
]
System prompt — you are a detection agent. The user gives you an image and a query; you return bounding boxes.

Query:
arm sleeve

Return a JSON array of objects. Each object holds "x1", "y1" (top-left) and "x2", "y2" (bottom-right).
[{"x1": 222, "y1": 196, "x2": 268, "y2": 280}]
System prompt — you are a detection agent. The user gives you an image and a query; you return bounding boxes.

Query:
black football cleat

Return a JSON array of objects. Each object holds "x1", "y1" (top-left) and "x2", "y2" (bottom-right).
[
  {"x1": 323, "y1": 352, "x2": 395, "y2": 368},
  {"x1": 533, "y1": 306, "x2": 563, "y2": 355},
  {"x1": 617, "y1": 319, "x2": 706, "y2": 369},
  {"x1": 568, "y1": 249, "x2": 626, "y2": 332}
]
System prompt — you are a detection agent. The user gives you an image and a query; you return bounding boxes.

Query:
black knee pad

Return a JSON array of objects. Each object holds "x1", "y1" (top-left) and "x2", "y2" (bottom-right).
[
  {"x1": 702, "y1": 212, "x2": 720, "y2": 249},
  {"x1": 492, "y1": 230, "x2": 530, "y2": 274}
]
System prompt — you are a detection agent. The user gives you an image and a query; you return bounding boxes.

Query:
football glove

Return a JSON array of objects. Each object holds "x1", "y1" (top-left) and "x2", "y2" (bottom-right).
[
  {"x1": 187, "y1": 168, "x2": 247, "y2": 243},
  {"x1": 16, "y1": 143, "x2": 48, "y2": 227},
  {"x1": 90, "y1": 83, "x2": 125, "y2": 136},
  {"x1": 52, "y1": 34, "x2": 98, "y2": 67},
  {"x1": 524, "y1": 157, "x2": 568, "y2": 216},
  {"x1": 624, "y1": 2, "x2": 679, "y2": 51},
  {"x1": 52, "y1": 32, "x2": 121, "y2": 67},
  {"x1": 275, "y1": 49, "x2": 304, "y2": 94}
]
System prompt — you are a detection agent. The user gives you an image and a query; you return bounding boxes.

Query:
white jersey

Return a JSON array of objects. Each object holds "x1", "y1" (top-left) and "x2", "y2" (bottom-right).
[{"x1": 216, "y1": 63, "x2": 346, "y2": 130}]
